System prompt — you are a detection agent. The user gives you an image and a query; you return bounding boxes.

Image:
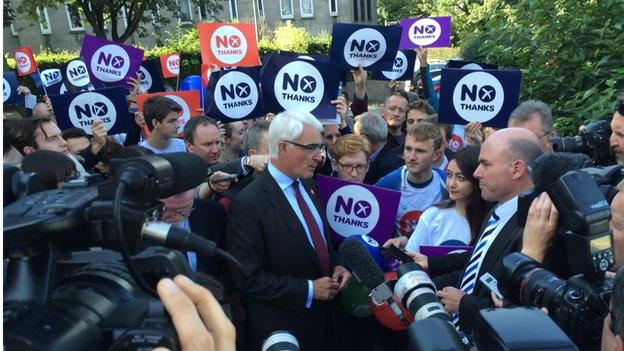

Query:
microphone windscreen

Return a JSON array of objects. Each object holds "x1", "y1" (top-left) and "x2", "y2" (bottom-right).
[
  {"x1": 159, "y1": 152, "x2": 209, "y2": 195},
  {"x1": 531, "y1": 152, "x2": 592, "y2": 193},
  {"x1": 339, "y1": 237, "x2": 385, "y2": 290}
]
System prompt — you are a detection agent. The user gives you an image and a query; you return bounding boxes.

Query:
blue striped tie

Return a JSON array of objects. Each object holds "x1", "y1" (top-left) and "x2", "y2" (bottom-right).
[{"x1": 451, "y1": 211, "x2": 500, "y2": 327}]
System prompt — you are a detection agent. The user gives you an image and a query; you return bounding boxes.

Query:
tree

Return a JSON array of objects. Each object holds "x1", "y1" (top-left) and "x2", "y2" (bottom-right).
[
  {"x1": 14, "y1": 0, "x2": 222, "y2": 43},
  {"x1": 473, "y1": 0, "x2": 624, "y2": 135}
]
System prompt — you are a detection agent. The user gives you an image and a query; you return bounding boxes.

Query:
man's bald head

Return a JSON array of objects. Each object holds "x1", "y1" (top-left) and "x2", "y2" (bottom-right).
[
  {"x1": 610, "y1": 191, "x2": 624, "y2": 271},
  {"x1": 474, "y1": 128, "x2": 542, "y2": 202}
]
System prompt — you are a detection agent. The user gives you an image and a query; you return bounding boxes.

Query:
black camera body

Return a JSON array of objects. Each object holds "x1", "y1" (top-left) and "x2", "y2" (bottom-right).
[
  {"x1": 551, "y1": 120, "x2": 614, "y2": 166},
  {"x1": 501, "y1": 252, "x2": 612, "y2": 346},
  {"x1": 3, "y1": 153, "x2": 212, "y2": 351}
]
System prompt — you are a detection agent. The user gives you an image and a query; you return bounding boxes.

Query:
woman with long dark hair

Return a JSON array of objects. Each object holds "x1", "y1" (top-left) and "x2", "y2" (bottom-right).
[{"x1": 384, "y1": 145, "x2": 493, "y2": 252}]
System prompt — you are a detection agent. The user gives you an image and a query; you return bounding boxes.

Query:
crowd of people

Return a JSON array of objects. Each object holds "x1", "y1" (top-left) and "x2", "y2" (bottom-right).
[{"x1": 4, "y1": 48, "x2": 624, "y2": 351}]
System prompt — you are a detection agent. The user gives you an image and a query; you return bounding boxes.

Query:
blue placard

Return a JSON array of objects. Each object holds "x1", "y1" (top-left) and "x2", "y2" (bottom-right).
[
  {"x1": 3, "y1": 71, "x2": 20, "y2": 106},
  {"x1": 439, "y1": 68, "x2": 522, "y2": 128},
  {"x1": 139, "y1": 59, "x2": 166, "y2": 93},
  {"x1": 371, "y1": 50, "x2": 416, "y2": 81},
  {"x1": 446, "y1": 60, "x2": 498, "y2": 70},
  {"x1": 49, "y1": 87, "x2": 132, "y2": 135},
  {"x1": 330, "y1": 23, "x2": 402, "y2": 71},
  {"x1": 32, "y1": 68, "x2": 64, "y2": 95},
  {"x1": 260, "y1": 55, "x2": 344, "y2": 119},
  {"x1": 269, "y1": 52, "x2": 347, "y2": 87},
  {"x1": 205, "y1": 66, "x2": 265, "y2": 122}
]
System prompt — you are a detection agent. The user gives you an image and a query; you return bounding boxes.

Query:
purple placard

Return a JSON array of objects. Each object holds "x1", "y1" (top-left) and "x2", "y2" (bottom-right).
[
  {"x1": 80, "y1": 34, "x2": 144, "y2": 89},
  {"x1": 399, "y1": 16, "x2": 452, "y2": 49},
  {"x1": 316, "y1": 175, "x2": 401, "y2": 244},
  {"x1": 420, "y1": 245, "x2": 473, "y2": 257}
]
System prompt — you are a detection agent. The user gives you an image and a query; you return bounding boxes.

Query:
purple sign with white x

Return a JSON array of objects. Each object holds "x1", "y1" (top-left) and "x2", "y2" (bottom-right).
[
  {"x1": 399, "y1": 16, "x2": 452, "y2": 49},
  {"x1": 316, "y1": 175, "x2": 401, "y2": 244},
  {"x1": 80, "y1": 34, "x2": 144, "y2": 89}
]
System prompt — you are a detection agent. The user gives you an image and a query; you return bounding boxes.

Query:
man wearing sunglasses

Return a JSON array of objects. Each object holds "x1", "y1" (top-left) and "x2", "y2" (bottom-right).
[
  {"x1": 227, "y1": 110, "x2": 351, "y2": 351},
  {"x1": 609, "y1": 97, "x2": 624, "y2": 165}
]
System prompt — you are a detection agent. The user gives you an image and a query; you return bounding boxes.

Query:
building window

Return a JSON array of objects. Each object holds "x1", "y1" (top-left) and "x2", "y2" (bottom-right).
[
  {"x1": 179, "y1": 0, "x2": 193, "y2": 24},
  {"x1": 280, "y1": 0, "x2": 294, "y2": 19},
  {"x1": 300, "y1": 0, "x2": 313, "y2": 18},
  {"x1": 66, "y1": 4, "x2": 85, "y2": 32},
  {"x1": 197, "y1": 2, "x2": 212, "y2": 21},
  {"x1": 152, "y1": 6, "x2": 162, "y2": 27},
  {"x1": 120, "y1": 6, "x2": 128, "y2": 28},
  {"x1": 328, "y1": 0, "x2": 338, "y2": 16},
  {"x1": 257, "y1": 0, "x2": 265, "y2": 19},
  {"x1": 228, "y1": 0, "x2": 238, "y2": 19},
  {"x1": 366, "y1": 0, "x2": 372, "y2": 21},
  {"x1": 37, "y1": 7, "x2": 52, "y2": 34}
]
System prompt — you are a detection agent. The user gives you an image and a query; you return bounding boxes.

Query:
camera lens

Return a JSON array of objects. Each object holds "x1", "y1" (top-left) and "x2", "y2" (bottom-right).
[
  {"x1": 502, "y1": 253, "x2": 566, "y2": 310},
  {"x1": 394, "y1": 263, "x2": 449, "y2": 322},
  {"x1": 550, "y1": 136, "x2": 585, "y2": 153},
  {"x1": 262, "y1": 330, "x2": 300, "y2": 351}
]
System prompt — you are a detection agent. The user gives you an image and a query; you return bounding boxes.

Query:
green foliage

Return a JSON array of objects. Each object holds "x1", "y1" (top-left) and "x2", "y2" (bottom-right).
[
  {"x1": 474, "y1": 0, "x2": 624, "y2": 135},
  {"x1": 4, "y1": 23, "x2": 337, "y2": 91}
]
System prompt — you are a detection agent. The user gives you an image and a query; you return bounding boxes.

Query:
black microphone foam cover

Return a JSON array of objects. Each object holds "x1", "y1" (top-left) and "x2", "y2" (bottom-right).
[
  {"x1": 158, "y1": 152, "x2": 209, "y2": 195},
  {"x1": 531, "y1": 152, "x2": 592, "y2": 193},
  {"x1": 338, "y1": 237, "x2": 385, "y2": 290}
]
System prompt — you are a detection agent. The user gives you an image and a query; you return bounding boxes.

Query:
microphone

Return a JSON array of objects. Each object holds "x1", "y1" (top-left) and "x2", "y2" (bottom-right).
[
  {"x1": 518, "y1": 152, "x2": 591, "y2": 227},
  {"x1": 339, "y1": 236, "x2": 385, "y2": 289},
  {"x1": 339, "y1": 237, "x2": 412, "y2": 328},
  {"x1": 141, "y1": 220, "x2": 218, "y2": 256},
  {"x1": 115, "y1": 153, "x2": 208, "y2": 202},
  {"x1": 530, "y1": 152, "x2": 592, "y2": 193}
]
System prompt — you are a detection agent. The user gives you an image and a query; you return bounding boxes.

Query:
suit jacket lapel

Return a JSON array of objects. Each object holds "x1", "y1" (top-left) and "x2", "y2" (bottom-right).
[
  {"x1": 475, "y1": 214, "x2": 520, "y2": 288},
  {"x1": 261, "y1": 172, "x2": 323, "y2": 272}
]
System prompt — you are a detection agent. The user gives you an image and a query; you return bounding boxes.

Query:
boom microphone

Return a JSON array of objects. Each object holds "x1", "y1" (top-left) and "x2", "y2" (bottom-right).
[
  {"x1": 339, "y1": 237, "x2": 385, "y2": 289},
  {"x1": 530, "y1": 152, "x2": 592, "y2": 193},
  {"x1": 116, "y1": 152, "x2": 209, "y2": 202}
]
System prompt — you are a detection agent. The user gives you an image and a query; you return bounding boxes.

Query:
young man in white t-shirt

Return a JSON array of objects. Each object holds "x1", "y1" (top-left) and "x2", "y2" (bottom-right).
[
  {"x1": 138, "y1": 96, "x2": 186, "y2": 154},
  {"x1": 375, "y1": 122, "x2": 446, "y2": 236}
]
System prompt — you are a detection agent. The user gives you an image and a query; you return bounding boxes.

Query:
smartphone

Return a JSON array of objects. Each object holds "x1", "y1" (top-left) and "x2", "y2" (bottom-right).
[
  {"x1": 382, "y1": 245, "x2": 414, "y2": 264},
  {"x1": 480, "y1": 272, "x2": 503, "y2": 300}
]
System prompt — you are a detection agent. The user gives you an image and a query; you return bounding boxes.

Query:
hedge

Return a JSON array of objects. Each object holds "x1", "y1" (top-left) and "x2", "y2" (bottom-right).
[{"x1": 5, "y1": 22, "x2": 332, "y2": 92}]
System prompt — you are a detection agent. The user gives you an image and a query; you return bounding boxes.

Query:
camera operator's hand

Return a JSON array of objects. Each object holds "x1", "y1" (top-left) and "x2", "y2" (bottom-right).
[
  {"x1": 437, "y1": 286, "x2": 466, "y2": 314},
  {"x1": 406, "y1": 251, "x2": 428, "y2": 270},
  {"x1": 383, "y1": 236, "x2": 408, "y2": 250},
  {"x1": 521, "y1": 192, "x2": 559, "y2": 263},
  {"x1": 491, "y1": 291, "x2": 504, "y2": 308},
  {"x1": 155, "y1": 275, "x2": 235, "y2": 351},
  {"x1": 247, "y1": 155, "x2": 270, "y2": 173}
]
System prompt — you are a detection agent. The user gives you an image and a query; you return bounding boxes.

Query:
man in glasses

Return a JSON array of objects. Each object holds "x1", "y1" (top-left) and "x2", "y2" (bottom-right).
[
  {"x1": 138, "y1": 96, "x2": 187, "y2": 154},
  {"x1": 227, "y1": 110, "x2": 350, "y2": 351},
  {"x1": 610, "y1": 97, "x2": 624, "y2": 165},
  {"x1": 508, "y1": 100, "x2": 555, "y2": 153}
]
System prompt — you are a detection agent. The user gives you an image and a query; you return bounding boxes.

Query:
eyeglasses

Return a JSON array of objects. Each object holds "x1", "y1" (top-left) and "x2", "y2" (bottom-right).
[
  {"x1": 284, "y1": 140, "x2": 326, "y2": 154},
  {"x1": 336, "y1": 160, "x2": 369, "y2": 173}
]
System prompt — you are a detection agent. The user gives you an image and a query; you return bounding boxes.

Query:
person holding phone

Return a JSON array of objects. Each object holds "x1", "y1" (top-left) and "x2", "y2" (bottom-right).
[{"x1": 383, "y1": 145, "x2": 493, "y2": 253}]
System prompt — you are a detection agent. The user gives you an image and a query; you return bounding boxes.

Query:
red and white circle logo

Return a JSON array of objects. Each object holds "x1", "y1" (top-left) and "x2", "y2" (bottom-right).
[
  {"x1": 210, "y1": 25, "x2": 248, "y2": 65},
  {"x1": 15, "y1": 52, "x2": 32, "y2": 74},
  {"x1": 166, "y1": 54, "x2": 180, "y2": 75}
]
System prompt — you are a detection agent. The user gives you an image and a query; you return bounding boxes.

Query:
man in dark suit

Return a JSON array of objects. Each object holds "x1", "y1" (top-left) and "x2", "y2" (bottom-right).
[
  {"x1": 408, "y1": 128, "x2": 543, "y2": 332},
  {"x1": 227, "y1": 110, "x2": 351, "y2": 350},
  {"x1": 354, "y1": 111, "x2": 404, "y2": 184}
]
